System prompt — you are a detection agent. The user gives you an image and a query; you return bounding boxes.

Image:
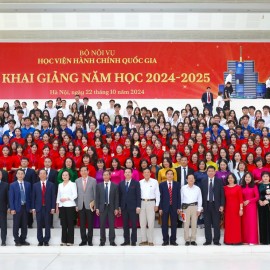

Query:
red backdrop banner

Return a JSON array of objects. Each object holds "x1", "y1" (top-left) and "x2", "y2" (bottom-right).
[{"x1": 0, "y1": 42, "x2": 269, "y2": 99}]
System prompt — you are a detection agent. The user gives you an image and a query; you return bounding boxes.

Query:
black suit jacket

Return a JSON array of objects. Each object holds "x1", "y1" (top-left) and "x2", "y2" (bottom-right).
[
  {"x1": 0, "y1": 169, "x2": 8, "y2": 183},
  {"x1": 79, "y1": 105, "x2": 92, "y2": 116},
  {"x1": 14, "y1": 168, "x2": 36, "y2": 186},
  {"x1": 0, "y1": 181, "x2": 9, "y2": 212},
  {"x1": 119, "y1": 180, "x2": 141, "y2": 211},
  {"x1": 96, "y1": 182, "x2": 119, "y2": 212},
  {"x1": 201, "y1": 177, "x2": 225, "y2": 211},
  {"x1": 201, "y1": 92, "x2": 214, "y2": 107},
  {"x1": 175, "y1": 166, "x2": 195, "y2": 185},
  {"x1": 45, "y1": 168, "x2": 58, "y2": 185}
]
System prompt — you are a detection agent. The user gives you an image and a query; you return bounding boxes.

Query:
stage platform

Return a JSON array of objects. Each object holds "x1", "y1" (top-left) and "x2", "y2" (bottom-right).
[{"x1": 1, "y1": 227, "x2": 270, "y2": 255}]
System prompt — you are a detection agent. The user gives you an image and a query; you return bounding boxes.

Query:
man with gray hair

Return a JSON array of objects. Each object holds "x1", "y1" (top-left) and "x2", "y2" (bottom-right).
[{"x1": 75, "y1": 166, "x2": 96, "y2": 246}]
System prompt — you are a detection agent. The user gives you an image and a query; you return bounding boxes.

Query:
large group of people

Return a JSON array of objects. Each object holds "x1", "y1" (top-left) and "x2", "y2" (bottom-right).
[{"x1": 0, "y1": 92, "x2": 270, "y2": 247}]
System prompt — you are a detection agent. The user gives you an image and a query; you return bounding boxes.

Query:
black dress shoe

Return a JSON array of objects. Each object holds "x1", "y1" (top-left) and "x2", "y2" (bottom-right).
[
  {"x1": 162, "y1": 242, "x2": 169, "y2": 246},
  {"x1": 190, "y1": 241, "x2": 197, "y2": 246},
  {"x1": 38, "y1": 242, "x2": 43, "y2": 246},
  {"x1": 99, "y1": 242, "x2": 105, "y2": 246},
  {"x1": 214, "y1": 242, "x2": 221, "y2": 246},
  {"x1": 170, "y1": 242, "x2": 178, "y2": 246},
  {"x1": 21, "y1": 241, "x2": 30, "y2": 246},
  {"x1": 203, "y1": 242, "x2": 211, "y2": 246},
  {"x1": 88, "y1": 242, "x2": 93, "y2": 246},
  {"x1": 131, "y1": 242, "x2": 136, "y2": 246},
  {"x1": 1, "y1": 243, "x2": 6, "y2": 246},
  {"x1": 120, "y1": 242, "x2": 130, "y2": 246},
  {"x1": 110, "y1": 242, "x2": 117, "y2": 246},
  {"x1": 79, "y1": 242, "x2": 87, "y2": 246},
  {"x1": 15, "y1": 243, "x2": 22, "y2": 246},
  {"x1": 185, "y1": 241, "x2": 190, "y2": 246},
  {"x1": 44, "y1": 243, "x2": 49, "y2": 246}
]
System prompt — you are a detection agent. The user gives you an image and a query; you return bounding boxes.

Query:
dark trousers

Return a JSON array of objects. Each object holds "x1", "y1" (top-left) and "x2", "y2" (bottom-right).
[
  {"x1": 36, "y1": 206, "x2": 51, "y2": 243},
  {"x1": 0, "y1": 211, "x2": 7, "y2": 243},
  {"x1": 100, "y1": 205, "x2": 115, "y2": 244},
  {"x1": 122, "y1": 208, "x2": 138, "y2": 244},
  {"x1": 223, "y1": 101, "x2": 230, "y2": 111},
  {"x1": 204, "y1": 202, "x2": 221, "y2": 243},
  {"x1": 161, "y1": 205, "x2": 178, "y2": 243},
  {"x1": 13, "y1": 205, "x2": 28, "y2": 244},
  {"x1": 79, "y1": 205, "x2": 94, "y2": 243},
  {"x1": 28, "y1": 212, "x2": 33, "y2": 228},
  {"x1": 59, "y1": 206, "x2": 75, "y2": 244},
  {"x1": 204, "y1": 105, "x2": 213, "y2": 116}
]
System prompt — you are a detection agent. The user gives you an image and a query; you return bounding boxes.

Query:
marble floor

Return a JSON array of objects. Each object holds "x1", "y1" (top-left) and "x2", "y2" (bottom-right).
[
  {"x1": 2, "y1": 227, "x2": 270, "y2": 270},
  {"x1": 1, "y1": 253, "x2": 269, "y2": 270}
]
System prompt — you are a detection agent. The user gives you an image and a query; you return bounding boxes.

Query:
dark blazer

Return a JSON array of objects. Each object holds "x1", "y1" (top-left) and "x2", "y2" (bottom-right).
[
  {"x1": 0, "y1": 169, "x2": 9, "y2": 183},
  {"x1": 44, "y1": 168, "x2": 58, "y2": 185},
  {"x1": 201, "y1": 92, "x2": 214, "y2": 107},
  {"x1": 175, "y1": 166, "x2": 195, "y2": 185},
  {"x1": 201, "y1": 177, "x2": 225, "y2": 211},
  {"x1": 0, "y1": 181, "x2": 9, "y2": 212},
  {"x1": 96, "y1": 182, "x2": 119, "y2": 212},
  {"x1": 9, "y1": 181, "x2": 31, "y2": 212},
  {"x1": 79, "y1": 105, "x2": 92, "y2": 116},
  {"x1": 159, "y1": 181, "x2": 181, "y2": 212},
  {"x1": 14, "y1": 168, "x2": 36, "y2": 186},
  {"x1": 119, "y1": 180, "x2": 141, "y2": 211},
  {"x1": 32, "y1": 181, "x2": 56, "y2": 213}
]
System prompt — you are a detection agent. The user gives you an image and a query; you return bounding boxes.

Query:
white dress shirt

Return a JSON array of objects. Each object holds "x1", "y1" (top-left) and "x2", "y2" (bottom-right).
[
  {"x1": 59, "y1": 107, "x2": 71, "y2": 117},
  {"x1": 266, "y1": 79, "x2": 270, "y2": 88},
  {"x1": 56, "y1": 181, "x2": 77, "y2": 207},
  {"x1": 140, "y1": 178, "x2": 160, "y2": 206},
  {"x1": 263, "y1": 115, "x2": 270, "y2": 127},
  {"x1": 46, "y1": 107, "x2": 57, "y2": 119},
  {"x1": 181, "y1": 184, "x2": 202, "y2": 211},
  {"x1": 225, "y1": 73, "x2": 232, "y2": 84}
]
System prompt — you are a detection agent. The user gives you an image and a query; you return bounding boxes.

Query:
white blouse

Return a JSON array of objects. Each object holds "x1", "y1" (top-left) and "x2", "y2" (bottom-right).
[{"x1": 56, "y1": 181, "x2": 77, "y2": 207}]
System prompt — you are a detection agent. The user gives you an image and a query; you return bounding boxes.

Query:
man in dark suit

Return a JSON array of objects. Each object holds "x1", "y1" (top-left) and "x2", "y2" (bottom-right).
[
  {"x1": 42, "y1": 157, "x2": 58, "y2": 228},
  {"x1": 79, "y1": 97, "x2": 92, "y2": 118},
  {"x1": 32, "y1": 169, "x2": 55, "y2": 246},
  {"x1": 119, "y1": 168, "x2": 141, "y2": 246},
  {"x1": 201, "y1": 86, "x2": 214, "y2": 116},
  {"x1": 96, "y1": 170, "x2": 119, "y2": 246},
  {"x1": 201, "y1": 166, "x2": 225, "y2": 246},
  {"x1": 159, "y1": 169, "x2": 181, "y2": 246},
  {"x1": 14, "y1": 157, "x2": 37, "y2": 186},
  {"x1": 43, "y1": 157, "x2": 58, "y2": 187},
  {"x1": 0, "y1": 171, "x2": 9, "y2": 246},
  {"x1": 9, "y1": 169, "x2": 32, "y2": 246},
  {"x1": 0, "y1": 169, "x2": 8, "y2": 183},
  {"x1": 14, "y1": 157, "x2": 36, "y2": 228},
  {"x1": 175, "y1": 156, "x2": 195, "y2": 187}
]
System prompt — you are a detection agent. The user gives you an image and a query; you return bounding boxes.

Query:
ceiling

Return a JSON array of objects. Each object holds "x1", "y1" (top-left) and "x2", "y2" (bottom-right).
[{"x1": 0, "y1": 0, "x2": 269, "y2": 41}]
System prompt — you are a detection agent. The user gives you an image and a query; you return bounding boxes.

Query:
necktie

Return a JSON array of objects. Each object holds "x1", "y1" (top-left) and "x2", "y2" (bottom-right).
[
  {"x1": 85, "y1": 105, "x2": 87, "y2": 112},
  {"x1": 207, "y1": 92, "x2": 210, "y2": 103},
  {"x1": 183, "y1": 167, "x2": 187, "y2": 183},
  {"x1": 105, "y1": 183, "x2": 109, "y2": 204},
  {"x1": 168, "y1": 182, "x2": 172, "y2": 205},
  {"x1": 83, "y1": 179, "x2": 87, "y2": 191},
  {"x1": 209, "y1": 179, "x2": 214, "y2": 202},
  {"x1": 42, "y1": 182, "x2": 46, "y2": 205},
  {"x1": 125, "y1": 181, "x2": 129, "y2": 193},
  {"x1": 20, "y1": 183, "x2": 26, "y2": 204}
]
